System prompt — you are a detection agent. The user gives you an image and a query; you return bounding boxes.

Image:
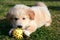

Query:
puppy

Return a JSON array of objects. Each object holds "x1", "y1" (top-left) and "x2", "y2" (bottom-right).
[{"x1": 6, "y1": 2, "x2": 52, "y2": 37}]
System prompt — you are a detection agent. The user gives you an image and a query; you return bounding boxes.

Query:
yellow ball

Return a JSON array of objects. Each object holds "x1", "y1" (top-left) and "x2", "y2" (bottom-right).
[{"x1": 12, "y1": 28, "x2": 23, "y2": 39}]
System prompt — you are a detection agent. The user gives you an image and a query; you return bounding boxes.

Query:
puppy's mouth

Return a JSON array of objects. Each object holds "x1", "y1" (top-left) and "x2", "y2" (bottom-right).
[
  {"x1": 14, "y1": 24, "x2": 29, "y2": 30},
  {"x1": 17, "y1": 25, "x2": 22, "y2": 28}
]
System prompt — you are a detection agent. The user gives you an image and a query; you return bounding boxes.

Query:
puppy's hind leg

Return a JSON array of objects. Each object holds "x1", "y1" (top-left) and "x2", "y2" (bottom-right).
[
  {"x1": 44, "y1": 11, "x2": 52, "y2": 27},
  {"x1": 45, "y1": 19, "x2": 52, "y2": 27}
]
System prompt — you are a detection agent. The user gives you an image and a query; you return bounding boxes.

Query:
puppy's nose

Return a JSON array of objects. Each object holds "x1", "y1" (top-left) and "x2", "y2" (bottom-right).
[{"x1": 17, "y1": 25, "x2": 22, "y2": 28}]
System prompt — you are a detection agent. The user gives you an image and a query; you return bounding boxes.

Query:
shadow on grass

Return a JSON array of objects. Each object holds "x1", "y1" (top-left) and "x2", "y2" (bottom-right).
[
  {"x1": 0, "y1": 19, "x2": 12, "y2": 36},
  {"x1": 48, "y1": 6, "x2": 60, "y2": 10},
  {"x1": 28, "y1": 5, "x2": 60, "y2": 11},
  {"x1": 33, "y1": 0, "x2": 60, "y2": 1}
]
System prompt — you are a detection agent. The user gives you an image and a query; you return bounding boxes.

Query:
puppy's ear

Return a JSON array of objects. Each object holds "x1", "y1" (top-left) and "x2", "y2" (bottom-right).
[
  {"x1": 6, "y1": 13, "x2": 12, "y2": 20},
  {"x1": 27, "y1": 10, "x2": 35, "y2": 20}
]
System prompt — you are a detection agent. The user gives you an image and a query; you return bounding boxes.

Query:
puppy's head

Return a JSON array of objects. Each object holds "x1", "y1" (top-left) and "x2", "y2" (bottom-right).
[{"x1": 6, "y1": 5, "x2": 35, "y2": 29}]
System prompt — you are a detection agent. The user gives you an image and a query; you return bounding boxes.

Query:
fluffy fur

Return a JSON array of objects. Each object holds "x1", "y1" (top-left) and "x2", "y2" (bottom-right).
[{"x1": 6, "y1": 2, "x2": 52, "y2": 37}]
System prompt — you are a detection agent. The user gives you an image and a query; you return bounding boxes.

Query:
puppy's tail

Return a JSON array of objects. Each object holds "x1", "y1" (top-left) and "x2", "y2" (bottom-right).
[{"x1": 35, "y1": 2, "x2": 47, "y2": 7}]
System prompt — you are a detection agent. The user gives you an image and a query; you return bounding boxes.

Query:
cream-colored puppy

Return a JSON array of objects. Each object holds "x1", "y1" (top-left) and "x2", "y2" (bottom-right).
[{"x1": 6, "y1": 2, "x2": 52, "y2": 37}]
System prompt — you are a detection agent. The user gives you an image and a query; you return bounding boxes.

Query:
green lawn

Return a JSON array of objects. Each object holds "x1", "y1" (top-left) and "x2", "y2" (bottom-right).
[{"x1": 0, "y1": 0, "x2": 60, "y2": 40}]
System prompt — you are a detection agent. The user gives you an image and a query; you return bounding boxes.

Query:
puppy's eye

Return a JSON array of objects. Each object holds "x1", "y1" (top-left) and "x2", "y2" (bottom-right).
[
  {"x1": 22, "y1": 18, "x2": 25, "y2": 20},
  {"x1": 14, "y1": 18, "x2": 18, "y2": 20}
]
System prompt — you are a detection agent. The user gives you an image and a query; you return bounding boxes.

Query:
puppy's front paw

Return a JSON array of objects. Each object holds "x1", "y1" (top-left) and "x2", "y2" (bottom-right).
[
  {"x1": 9, "y1": 29, "x2": 14, "y2": 36},
  {"x1": 23, "y1": 30, "x2": 30, "y2": 37},
  {"x1": 23, "y1": 30, "x2": 30, "y2": 40}
]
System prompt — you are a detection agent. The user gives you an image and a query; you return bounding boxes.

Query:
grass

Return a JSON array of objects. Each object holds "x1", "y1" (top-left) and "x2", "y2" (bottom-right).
[{"x1": 0, "y1": 0, "x2": 60, "y2": 40}]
